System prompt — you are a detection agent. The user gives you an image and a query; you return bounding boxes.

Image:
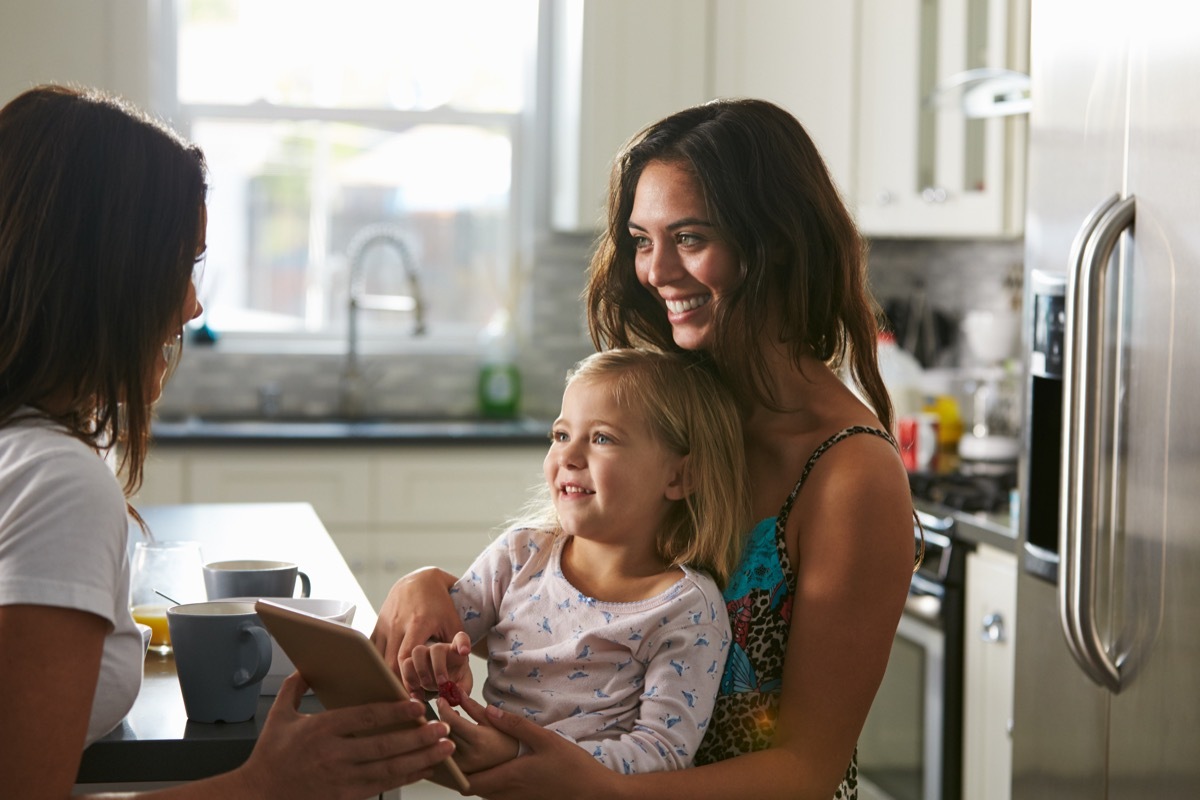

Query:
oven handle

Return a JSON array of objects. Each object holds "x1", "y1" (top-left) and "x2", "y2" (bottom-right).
[{"x1": 914, "y1": 512, "x2": 955, "y2": 582}]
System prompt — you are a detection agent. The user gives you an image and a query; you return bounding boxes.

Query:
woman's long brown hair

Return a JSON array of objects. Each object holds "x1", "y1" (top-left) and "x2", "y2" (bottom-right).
[
  {"x1": 0, "y1": 85, "x2": 208, "y2": 498},
  {"x1": 586, "y1": 98, "x2": 893, "y2": 433}
]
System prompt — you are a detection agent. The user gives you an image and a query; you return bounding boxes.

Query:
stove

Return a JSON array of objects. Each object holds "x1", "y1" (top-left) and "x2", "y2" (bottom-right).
[{"x1": 908, "y1": 470, "x2": 1015, "y2": 513}]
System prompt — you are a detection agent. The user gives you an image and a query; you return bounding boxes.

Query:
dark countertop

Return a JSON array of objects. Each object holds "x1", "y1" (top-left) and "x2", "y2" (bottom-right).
[
  {"x1": 915, "y1": 498, "x2": 1018, "y2": 555},
  {"x1": 151, "y1": 415, "x2": 553, "y2": 445},
  {"x1": 77, "y1": 502, "x2": 374, "y2": 786}
]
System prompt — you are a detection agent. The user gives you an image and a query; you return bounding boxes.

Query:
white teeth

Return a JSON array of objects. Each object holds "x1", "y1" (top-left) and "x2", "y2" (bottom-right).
[
  {"x1": 562, "y1": 485, "x2": 594, "y2": 494},
  {"x1": 664, "y1": 295, "x2": 712, "y2": 314}
]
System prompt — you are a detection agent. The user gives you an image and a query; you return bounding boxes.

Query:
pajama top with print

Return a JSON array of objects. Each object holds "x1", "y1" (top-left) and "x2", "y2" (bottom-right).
[{"x1": 452, "y1": 528, "x2": 731, "y2": 773}]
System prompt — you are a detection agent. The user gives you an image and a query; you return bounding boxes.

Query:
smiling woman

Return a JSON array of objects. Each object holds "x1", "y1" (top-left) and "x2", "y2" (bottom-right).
[{"x1": 169, "y1": 0, "x2": 539, "y2": 342}]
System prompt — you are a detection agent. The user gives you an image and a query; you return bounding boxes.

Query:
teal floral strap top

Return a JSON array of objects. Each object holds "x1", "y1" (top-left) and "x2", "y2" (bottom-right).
[{"x1": 693, "y1": 426, "x2": 896, "y2": 800}]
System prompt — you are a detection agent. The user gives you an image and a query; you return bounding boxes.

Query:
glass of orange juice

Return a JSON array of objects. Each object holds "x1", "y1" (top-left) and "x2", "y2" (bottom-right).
[{"x1": 130, "y1": 540, "x2": 205, "y2": 655}]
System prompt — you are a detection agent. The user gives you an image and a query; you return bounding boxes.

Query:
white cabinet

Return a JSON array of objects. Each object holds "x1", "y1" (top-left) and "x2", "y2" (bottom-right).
[
  {"x1": 711, "y1": 0, "x2": 858, "y2": 200},
  {"x1": 188, "y1": 449, "x2": 374, "y2": 526},
  {"x1": 550, "y1": 0, "x2": 710, "y2": 232},
  {"x1": 374, "y1": 448, "x2": 547, "y2": 597},
  {"x1": 855, "y1": 0, "x2": 1029, "y2": 237},
  {"x1": 553, "y1": 0, "x2": 1029, "y2": 239},
  {"x1": 138, "y1": 450, "x2": 187, "y2": 506},
  {"x1": 132, "y1": 444, "x2": 547, "y2": 609},
  {"x1": 963, "y1": 543, "x2": 1017, "y2": 800}
]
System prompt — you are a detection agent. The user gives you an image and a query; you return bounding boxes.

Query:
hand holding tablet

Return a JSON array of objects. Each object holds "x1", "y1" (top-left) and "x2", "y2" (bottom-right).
[{"x1": 254, "y1": 599, "x2": 470, "y2": 793}]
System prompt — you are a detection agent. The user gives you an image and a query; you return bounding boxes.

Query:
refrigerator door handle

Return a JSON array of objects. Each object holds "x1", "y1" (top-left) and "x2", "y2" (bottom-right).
[
  {"x1": 1062, "y1": 193, "x2": 1135, "y2": 694},
  {"x1": 1058, "y1": 192, "x2": 1118, "y2": 674}
]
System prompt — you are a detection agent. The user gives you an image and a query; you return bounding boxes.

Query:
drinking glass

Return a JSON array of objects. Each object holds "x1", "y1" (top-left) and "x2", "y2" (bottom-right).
[{"x1": 129, "y1": 540, "x2": 206, "y2": 655}]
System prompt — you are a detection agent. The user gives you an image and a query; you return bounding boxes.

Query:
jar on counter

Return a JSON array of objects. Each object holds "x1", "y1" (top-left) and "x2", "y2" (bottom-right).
[
  {"x1": 924, "y1": 393, "x2": 963, "y2": 474},
  {"x1": 878, "y1": 332, "x2": 925, "y2": 420},
  {"x1": 898, "y1": 412, "x2": 940, "y2": 473}
]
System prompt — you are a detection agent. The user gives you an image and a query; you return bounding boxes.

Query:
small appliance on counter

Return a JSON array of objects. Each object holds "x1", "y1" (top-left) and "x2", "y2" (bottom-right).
[
  {"x1": 956, "y1": 303, "x2": 1021, "y2": 482},
  {"x1": 956, "y1": 365, "x2": 1020, "y2": 477}
]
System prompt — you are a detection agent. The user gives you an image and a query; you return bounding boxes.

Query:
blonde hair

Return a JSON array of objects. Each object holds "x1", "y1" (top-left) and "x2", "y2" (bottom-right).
[{"x1": 516, "y1": 348, "x2": 751, "y2": 588}]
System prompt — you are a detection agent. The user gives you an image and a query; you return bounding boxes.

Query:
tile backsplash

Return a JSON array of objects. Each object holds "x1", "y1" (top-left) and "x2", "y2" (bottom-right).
[{"x1": 158, "y1": 235, "x2": 1024, "y2": 421}]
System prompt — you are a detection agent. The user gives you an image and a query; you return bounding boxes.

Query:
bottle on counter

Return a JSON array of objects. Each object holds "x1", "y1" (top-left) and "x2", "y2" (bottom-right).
[
  {"x1": 877, "y1": 331, "x2": 925, "y2": 421},
  {"x1": 924, "y1": 393, "x2": 963, "y2": 474},
  {"x1": 477, "y1": 308, "x2": 521, "y2": 419}
]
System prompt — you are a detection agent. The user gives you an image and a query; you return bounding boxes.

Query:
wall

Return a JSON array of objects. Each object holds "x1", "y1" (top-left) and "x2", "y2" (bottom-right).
[
  {"x1": 0, "y1": 1, "x2": 156, "y2": 109},
  {"x1": 157, "y1": 234, "x2": 1024, "y2": 420}
]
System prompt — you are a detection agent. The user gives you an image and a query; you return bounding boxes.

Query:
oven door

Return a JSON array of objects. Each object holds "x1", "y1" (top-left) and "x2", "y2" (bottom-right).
[
  {"x1": 858, "y1": 592, "x2": 946, "y2": 800},
  {"x1": 858, "y1": 516, "x2": 957, "y2": 800}
]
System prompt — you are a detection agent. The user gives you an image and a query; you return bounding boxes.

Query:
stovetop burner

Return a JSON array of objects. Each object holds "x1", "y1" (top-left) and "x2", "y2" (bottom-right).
[{"x1": 909, "y1": 470, "x2": 1015, "y2": 513}]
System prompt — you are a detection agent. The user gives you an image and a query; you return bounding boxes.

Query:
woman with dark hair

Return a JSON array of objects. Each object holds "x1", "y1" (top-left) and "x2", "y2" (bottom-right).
[
  {"x1": 0, "y1": 85, "x2": 454, "y2": 800},
  {"x1": 374, "y1": 98, "x2": 915, "y2": 799}
]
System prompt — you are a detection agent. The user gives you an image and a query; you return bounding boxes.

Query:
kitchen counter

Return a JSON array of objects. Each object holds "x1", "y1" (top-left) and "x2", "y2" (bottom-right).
[
  {"x1": 77, "y1": 502, "x2": 374, "y2": 787},
  {"x1": 915, "y1": 498, "x2": 1018, "y2": 554},
  {"x1": 152, "y1": 415, "x2": 551, "y2": 445}
]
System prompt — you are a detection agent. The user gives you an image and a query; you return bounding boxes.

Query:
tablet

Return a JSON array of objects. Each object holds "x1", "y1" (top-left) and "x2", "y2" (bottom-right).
[{"x1": 254, "y1": 599, "x2": 470, "y2": 792}]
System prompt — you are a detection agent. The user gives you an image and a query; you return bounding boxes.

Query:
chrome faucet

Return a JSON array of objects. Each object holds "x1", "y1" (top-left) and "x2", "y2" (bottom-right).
[{"x1": 341, "y1": 224, "x2": 426, "y2": 417}]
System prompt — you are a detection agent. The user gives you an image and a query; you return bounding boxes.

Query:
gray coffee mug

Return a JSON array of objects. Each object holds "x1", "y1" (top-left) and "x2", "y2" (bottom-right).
[
  {"x1": 203, "y1": 560, "x2": 311, "y2": 600},
  {"x1": 167, "y1": 601, "x2": 273, "y2": 723}
]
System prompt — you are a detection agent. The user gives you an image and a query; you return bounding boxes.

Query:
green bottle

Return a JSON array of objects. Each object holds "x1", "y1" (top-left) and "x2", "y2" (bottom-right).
[{"x1": 478, "y1": 310, "x2": 521, "y2": 419}]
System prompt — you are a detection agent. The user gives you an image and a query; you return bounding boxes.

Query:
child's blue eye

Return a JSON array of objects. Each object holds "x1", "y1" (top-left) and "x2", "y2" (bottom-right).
[{"x1": 593, "y1": 433, "x2": 612, "y2": 445}]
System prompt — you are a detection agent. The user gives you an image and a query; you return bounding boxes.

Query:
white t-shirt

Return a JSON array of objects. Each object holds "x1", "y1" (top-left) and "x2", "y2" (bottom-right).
[{"x1": 0, "y1": 413, "x2": 142, "y2": 745}]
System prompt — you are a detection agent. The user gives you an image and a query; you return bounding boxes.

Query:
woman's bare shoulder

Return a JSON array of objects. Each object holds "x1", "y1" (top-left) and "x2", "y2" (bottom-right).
[{"x1": 782, "y1": 428, "x2": 913, "y2": 558}]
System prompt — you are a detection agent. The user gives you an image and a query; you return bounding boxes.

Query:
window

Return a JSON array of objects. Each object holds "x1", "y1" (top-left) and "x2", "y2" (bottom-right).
[{"x1": 172, "y1": 0, "x2": 539, "y2": 343}]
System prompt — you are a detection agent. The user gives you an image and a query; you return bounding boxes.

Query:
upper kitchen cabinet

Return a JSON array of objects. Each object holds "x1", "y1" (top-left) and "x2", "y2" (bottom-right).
[
  {"x1": 552, "y1": 0, "x2": 1030, "y2": 239},
  {"x1": 550, "y1": 0, "x2": 711, "y2": 233},
  {"x1": 710, "y1": 1, "x2": 858, "y2": 202},
  {"x1": 855, "y1": 0, "x2": 1030, "y2": 237}
]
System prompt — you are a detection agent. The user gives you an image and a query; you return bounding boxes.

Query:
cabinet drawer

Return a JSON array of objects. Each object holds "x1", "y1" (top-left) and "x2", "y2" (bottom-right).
[
  {"x1": 136, "y1": 451, "x2": 187, "y2": 507},
  {"x1": 376, "y1": 448, "x2": 545, "y2": 526},
  {"x1": 186, "y1": 449, "x2": 373, "y2": 526}
]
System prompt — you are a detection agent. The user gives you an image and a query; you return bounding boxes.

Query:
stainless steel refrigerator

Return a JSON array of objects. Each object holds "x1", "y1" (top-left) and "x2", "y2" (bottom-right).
[{"x1": 1012, "y1": 1, "x2": 1200, "y2": 796}]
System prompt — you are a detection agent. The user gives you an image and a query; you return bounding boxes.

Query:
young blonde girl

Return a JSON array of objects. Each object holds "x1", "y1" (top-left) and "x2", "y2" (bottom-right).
[{"x1": 402, "y1": 348, "x2": 751, "y2": 777}]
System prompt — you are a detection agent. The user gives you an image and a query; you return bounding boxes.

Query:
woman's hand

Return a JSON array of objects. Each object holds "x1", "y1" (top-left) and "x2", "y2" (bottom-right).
[
  {"x1": 435, "y1": 696, "x2": 519, "y2": 774},
  {"x1": 465, "y1": 705, "x2": 618, "y2": 800},
  {"x1": 401, "y1": 630, "x2": 474, "y2": 701},
  {"x1": 234, "y1": 672, "x2": 458, "y2": 800},
  {"x1": 370, "y1": 567, "x2": 463, "y2": 676}
]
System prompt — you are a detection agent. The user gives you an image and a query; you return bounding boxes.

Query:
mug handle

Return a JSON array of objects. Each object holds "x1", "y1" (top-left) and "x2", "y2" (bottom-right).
[
  {"x1": 296, "y1": 570, "x2": 311, "y2": 598},
  {"x1": 232, "y1": 622, "x2": 273, "y2": 688}
]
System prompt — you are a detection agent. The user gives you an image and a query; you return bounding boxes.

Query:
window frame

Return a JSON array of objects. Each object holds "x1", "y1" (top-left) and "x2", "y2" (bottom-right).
[{"x1": 154, "y1": 1, "x2": 534, "y2": 355}]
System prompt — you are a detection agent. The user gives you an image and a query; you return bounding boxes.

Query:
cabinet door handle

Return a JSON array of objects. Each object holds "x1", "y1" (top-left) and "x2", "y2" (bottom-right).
[
  {"x1": 921, "y1": 186, "x2": 948, "y2": 203},
  {"x1": 981, "y1": 612, "x2": 1006, "y2": 643}
]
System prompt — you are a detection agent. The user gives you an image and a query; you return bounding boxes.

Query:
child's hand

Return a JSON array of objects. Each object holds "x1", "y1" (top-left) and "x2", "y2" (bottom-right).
[
  {"x1": 438, "y1": 695, "x2": 521, "y2": 773},
  {"x1": 401, "y1": 630, "x2": 473, "y2": 701}
]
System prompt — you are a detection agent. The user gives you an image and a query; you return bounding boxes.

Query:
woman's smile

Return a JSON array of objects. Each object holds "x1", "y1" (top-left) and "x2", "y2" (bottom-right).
[{"x1": 629, "y1": 160, "x2": 739, "y2": 351}]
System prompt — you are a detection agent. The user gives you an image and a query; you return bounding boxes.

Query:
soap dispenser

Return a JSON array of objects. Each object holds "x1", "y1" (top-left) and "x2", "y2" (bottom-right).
[{"x1": 477, "y1": 309, "x2": 521, "y2": 419}]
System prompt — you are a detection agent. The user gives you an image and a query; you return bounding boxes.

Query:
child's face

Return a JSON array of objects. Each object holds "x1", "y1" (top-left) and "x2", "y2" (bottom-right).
[{"x1": 545, "y1": 378, "x2": 687, "y2": 546}]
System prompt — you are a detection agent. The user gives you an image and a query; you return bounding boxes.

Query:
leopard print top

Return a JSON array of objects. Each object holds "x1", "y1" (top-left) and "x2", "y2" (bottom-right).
[{"x1": 693, "y1": 426, "x2": 895, "y2": 800}]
